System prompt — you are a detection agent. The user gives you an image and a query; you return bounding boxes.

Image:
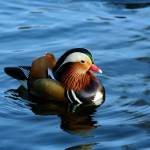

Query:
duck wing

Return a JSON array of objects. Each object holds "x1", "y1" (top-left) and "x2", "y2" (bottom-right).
[
  {"x1": 4, "y1": 66, "x2": 31, "y2": 80},
  {"x1": 30, "y1": 78, "x2": 65, "y2": 101}
]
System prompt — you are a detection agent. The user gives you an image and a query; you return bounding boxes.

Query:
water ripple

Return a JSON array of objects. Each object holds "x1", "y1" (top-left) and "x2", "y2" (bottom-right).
[{"x1": 0, "y1": 0, "x2": 150, "y2": 150}]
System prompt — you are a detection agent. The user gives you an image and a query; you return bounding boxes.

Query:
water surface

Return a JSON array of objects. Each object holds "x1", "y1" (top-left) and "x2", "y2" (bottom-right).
[{"x1": 0, "y1": 0, "x2": 150, "y2": 150}]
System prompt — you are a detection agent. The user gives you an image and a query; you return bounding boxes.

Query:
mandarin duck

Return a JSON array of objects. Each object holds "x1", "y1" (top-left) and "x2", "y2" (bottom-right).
[{"x1": 4, "y1": 48, "x2": 105, "y2": 106}]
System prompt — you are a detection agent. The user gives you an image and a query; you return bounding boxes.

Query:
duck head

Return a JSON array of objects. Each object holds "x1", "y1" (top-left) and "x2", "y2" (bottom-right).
[{"x1": 53, "y1": 48, "x2": 102, "y2": 92}]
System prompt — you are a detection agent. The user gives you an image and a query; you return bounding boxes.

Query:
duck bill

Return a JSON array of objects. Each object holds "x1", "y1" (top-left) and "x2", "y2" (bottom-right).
[{"x1": 90, "y1": 64, "x2": 103, "y2": 74}]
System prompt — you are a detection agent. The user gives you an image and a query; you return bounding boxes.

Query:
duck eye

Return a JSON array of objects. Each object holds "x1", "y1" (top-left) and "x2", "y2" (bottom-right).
[{"x1": 80, "y1": 60, "x2": 85, "y2": 64}]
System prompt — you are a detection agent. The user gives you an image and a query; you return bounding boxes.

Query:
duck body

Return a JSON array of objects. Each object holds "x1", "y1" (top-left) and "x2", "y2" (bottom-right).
[{"x1": 4, "y1": 48, "x2": 105, "y2": 106}]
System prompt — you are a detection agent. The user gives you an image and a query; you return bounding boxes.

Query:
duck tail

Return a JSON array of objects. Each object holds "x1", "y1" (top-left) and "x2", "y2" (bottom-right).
[{"x1": 4, "y1": 66, "x2": 31, "y2": 80}]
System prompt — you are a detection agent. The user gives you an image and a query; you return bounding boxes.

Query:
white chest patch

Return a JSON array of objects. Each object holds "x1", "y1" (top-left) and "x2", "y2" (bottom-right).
[{"x1": 92, "y1": 90, "x2": 104, "y2": 105}]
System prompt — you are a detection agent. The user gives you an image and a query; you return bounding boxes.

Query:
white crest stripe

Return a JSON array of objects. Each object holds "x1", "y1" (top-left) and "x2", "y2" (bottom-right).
[{"x1": 55, "y1": 52, "x2": 92, "y2": 72}]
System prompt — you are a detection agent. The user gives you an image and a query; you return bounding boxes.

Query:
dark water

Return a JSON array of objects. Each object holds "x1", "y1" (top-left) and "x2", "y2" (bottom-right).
[{"x1": 0, "y1": 0, "x2": 150, "y2": 150}]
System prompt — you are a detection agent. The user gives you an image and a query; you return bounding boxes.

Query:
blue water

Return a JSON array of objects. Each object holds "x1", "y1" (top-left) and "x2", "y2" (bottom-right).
[{"x1": 0, "y1": 0, "x2": 150, "y2": 150}]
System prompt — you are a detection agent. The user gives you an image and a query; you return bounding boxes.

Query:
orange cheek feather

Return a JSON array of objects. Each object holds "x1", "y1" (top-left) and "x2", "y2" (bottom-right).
[
  {"x1": 74, "y1": 62, "x2": 91, "y2": 74},
  {"x1": 60, "y1": 63, "x2": 91, "y2": 91}
]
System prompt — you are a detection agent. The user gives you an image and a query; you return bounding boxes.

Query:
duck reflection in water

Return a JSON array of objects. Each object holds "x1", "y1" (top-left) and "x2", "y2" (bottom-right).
[{"x1": 6, "y1": 85, "x2": 101, "y2": 134}]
